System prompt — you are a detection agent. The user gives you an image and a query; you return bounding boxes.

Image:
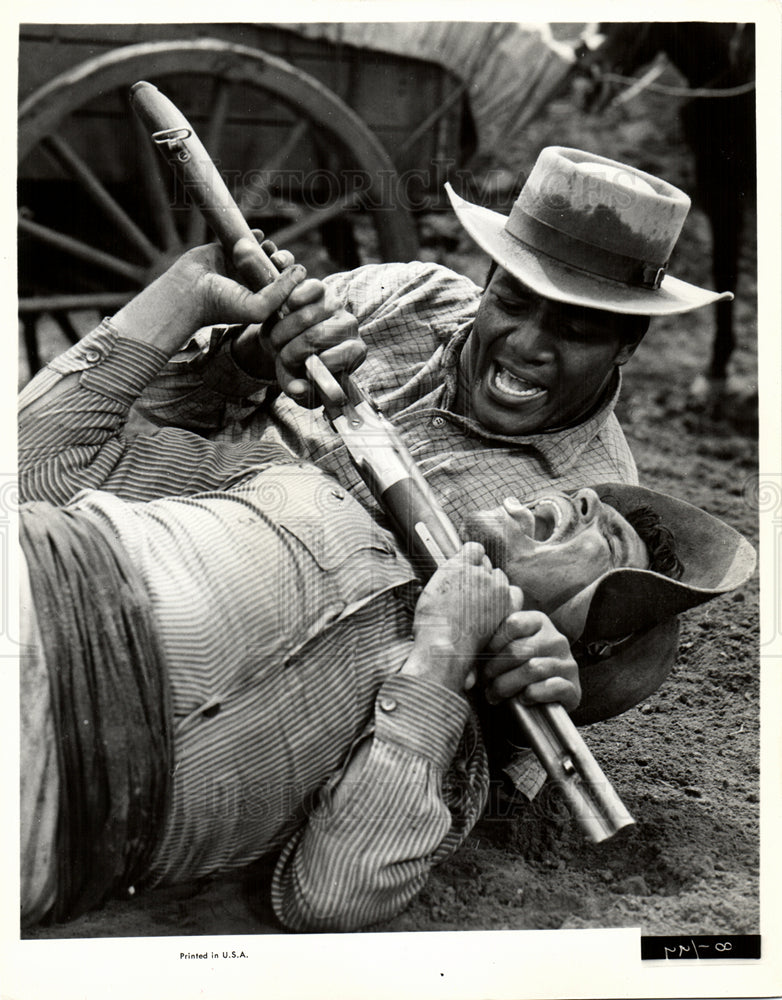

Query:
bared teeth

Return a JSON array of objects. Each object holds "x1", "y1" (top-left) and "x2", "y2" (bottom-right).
[{"x1": 494, "y1": 365, "x2": 544, "y2": 398}]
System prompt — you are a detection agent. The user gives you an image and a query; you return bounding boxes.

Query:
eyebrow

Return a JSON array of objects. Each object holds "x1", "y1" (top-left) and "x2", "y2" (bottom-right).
[
  {"x1": 497, "y1": 274, "x2": 612, "y2": 331},
  {"x1": 494, "y1": 274, "x2": 535, "y2": 300}
]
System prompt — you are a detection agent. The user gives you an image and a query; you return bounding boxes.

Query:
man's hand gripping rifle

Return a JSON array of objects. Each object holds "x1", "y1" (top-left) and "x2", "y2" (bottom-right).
[{"x1": 130, "y1": 80, "x2": 634, "y2": 843}]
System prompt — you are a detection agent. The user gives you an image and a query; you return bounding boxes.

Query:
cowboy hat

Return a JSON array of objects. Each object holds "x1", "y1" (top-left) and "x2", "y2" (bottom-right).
[
  {"x1": 566, "y1": 482, "x2": 756, "y2": 723},
  {"x1": 570, "y1": 618, "x2": 680, "y2": 726},
  {"x1": 446, "y1": 146, "x2": 734, "y2": 316}
]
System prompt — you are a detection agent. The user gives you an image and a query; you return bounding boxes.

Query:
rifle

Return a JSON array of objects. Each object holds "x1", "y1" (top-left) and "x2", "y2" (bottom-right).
[{"x1": 130, "y1": 80, "x2": 634, "y2": 843}]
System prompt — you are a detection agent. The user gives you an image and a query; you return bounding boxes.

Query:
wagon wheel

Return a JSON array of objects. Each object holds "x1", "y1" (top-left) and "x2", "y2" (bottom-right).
[{"x1": 18, "y1": 39, "x2": 419, "y2": 377}]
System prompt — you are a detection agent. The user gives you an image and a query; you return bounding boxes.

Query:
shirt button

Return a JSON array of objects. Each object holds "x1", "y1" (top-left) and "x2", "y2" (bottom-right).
[
  {"x1": 378, "y1": 695, "x2": 397, "y2": 713},
  {"x1": 84, "y1": 349, "x2": 102, "y2": 363},
  {"x1": 432, "y1": 416, "x2": 445, "y2": 428}
]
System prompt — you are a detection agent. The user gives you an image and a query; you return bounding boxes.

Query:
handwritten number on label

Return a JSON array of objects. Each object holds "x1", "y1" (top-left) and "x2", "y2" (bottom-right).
[{"x1": 663, "y1": 940, "x2": 733, "y2": 959}]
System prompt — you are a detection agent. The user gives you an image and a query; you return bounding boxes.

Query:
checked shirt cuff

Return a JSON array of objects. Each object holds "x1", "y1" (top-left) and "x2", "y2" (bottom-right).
[{"x1": 201, "y1": 326, "x2": 276, "y2": 400}]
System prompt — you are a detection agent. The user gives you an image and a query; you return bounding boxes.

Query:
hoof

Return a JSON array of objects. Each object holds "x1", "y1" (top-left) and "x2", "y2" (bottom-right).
[
  {"x1": 687, "y1": 373, "x2": 757, "y2": 429},
  {"x1": 687, "y1": 373, "x2": 727, "y2": 414}
]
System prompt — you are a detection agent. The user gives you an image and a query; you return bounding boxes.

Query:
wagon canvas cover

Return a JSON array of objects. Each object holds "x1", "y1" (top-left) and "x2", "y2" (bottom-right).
[{"x1": 282, "y1": 22, "x2": 576, "y2": 166}]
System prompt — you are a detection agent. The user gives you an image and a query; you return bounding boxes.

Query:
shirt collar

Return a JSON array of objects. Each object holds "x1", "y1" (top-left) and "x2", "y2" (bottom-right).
[{"x1": 439, "y1": 324, "x2": 623, "y2": 477}]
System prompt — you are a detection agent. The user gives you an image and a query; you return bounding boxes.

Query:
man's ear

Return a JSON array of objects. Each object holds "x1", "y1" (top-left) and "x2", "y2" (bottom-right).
[
  {"x1": 614, "y1": 336, "x2": 643, "y2": 367},
  {"x1": 613, "y1": 318, "x2": 650, "y2": 366}
]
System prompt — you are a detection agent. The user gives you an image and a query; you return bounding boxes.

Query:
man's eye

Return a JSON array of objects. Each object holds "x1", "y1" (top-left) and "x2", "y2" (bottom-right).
[
  {"x1": 495, "y1": 294, "x2": 532, "y2": 315},
  {"x1": 560, "y1": 323, "x2": 592, "y2": 341},
  {"x1": 607, "y1": 533, "x2": 625, "y2": 566}
]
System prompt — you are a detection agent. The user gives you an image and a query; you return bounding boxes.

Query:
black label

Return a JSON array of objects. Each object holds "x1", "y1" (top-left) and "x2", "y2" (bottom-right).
[{"x1": 641, "y1": 935, "x2": 761, "y2": 960}]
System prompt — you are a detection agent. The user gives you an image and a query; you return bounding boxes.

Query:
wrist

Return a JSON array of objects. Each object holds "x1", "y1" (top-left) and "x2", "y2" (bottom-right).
[
  {"x1": 400, "y1": 637, "x2": 473, "y2": 693},
  {"x1": 111, "y1": 262, "x2": 207, "y2": 356},
  {"x1": 229, "y1": 323, "x2": 277, "y2": 380}
]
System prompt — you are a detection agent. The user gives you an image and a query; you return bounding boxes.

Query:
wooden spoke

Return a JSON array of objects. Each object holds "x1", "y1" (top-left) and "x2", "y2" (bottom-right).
[
  {"x1": 269, "y1": 191, "x2": 361, "y2": 246},
  {"x1": 259, "y1": 120, "x2": 308, "y2": 175},
  {"x1": 41, "y1": 134, "x2": 161, "y2": 263},
  {"x1": 18, "y1": 215, "x2": 148, "y2": 283},
  {"x1": 204, "y1": 77, "x2": 232, "y2": 157},
  {"x1": 238, "y1": 120, "x2": 308, "y2": 217},
  {"x1": 396, "y1": 81, "x2": 469, "y2": 169},
  {"x1": 18, "y1": 291, "x2": 135, "y2": 313},
  {"x1": 50, "y1": 310, "x2": 83, "y2": 345},
  {"x1": 20, "y1": 316, "x2": 41, "y2": 374}
]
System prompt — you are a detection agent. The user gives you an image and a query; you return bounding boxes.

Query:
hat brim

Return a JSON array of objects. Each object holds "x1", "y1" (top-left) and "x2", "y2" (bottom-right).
[
  {"x1": 581, "y1": 484, "x2": 756, "y2": 643},
  {"x1": 447, "y1": 185, "x2": 733, "y2": 317},
  {"x1": 570, "y1": 617, "x2": 680, "y2": 725}
]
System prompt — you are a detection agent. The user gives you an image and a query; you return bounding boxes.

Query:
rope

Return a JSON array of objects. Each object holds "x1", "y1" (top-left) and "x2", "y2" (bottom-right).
[
  {"x1": 19, "y1": 501, "x2": 173, "y2": 923},
  {"x1": 600, "y1": 71, "x2": 756, "y2": 99}
]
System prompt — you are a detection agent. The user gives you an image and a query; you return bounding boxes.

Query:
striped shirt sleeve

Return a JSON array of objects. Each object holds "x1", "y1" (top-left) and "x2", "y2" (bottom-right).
[
  {"x1": 270, "y1": 673, "x2": 488, "y2": 932},
  {"x1": 19, "y1": 322, "x2": 296, "y2": 505}
]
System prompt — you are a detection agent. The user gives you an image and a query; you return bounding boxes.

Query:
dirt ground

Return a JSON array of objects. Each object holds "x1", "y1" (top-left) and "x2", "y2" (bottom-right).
[{"x1": 21, "y1": 60, "x2": 760, "y2": 940}]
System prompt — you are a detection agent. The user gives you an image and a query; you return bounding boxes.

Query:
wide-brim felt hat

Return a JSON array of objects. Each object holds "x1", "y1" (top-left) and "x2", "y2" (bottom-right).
[
  {"x1": 568, "y1": 483, "x2": 756, "y2": 724},
  {"x1": 582, "y1": 483, "x2": 756, "y2": 642},
  {"x1": 446, "y1": 146, "x2": 734, "y2": 316},
  {"x1": 570, "y1": 618, "x2": 680, "y2": 726}
]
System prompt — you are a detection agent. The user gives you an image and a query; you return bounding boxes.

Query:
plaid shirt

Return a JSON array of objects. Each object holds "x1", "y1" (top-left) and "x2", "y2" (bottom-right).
[{"x1": 138, "y1": 261, "x2": 639, "y2": 534}]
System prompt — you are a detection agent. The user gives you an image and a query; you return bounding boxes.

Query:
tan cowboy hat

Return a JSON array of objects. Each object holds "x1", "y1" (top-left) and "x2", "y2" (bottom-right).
[
  {"x1": 446, "y1": 146, "x2": 734, "y2": 316},
  {"x1": 567, "y1": 483, "x2": 756, "y2": 724}
]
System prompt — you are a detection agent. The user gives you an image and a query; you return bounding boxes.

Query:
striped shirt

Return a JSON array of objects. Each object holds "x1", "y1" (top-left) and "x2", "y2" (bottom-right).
[
  {"x1": 19, "y1": 332, "x2": 490, "y2": 931},
  {"x1": 136, "y1": 261, "x2": 639, "y2": 531}
]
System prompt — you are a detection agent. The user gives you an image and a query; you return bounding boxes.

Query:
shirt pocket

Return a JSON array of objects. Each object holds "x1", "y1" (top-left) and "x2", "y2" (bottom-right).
[{"x1": 276, "y1": 508, "x2": 398, "y2": 572}]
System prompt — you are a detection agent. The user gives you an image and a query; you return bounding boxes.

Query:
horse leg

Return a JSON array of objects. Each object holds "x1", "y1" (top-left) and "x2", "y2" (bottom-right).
[
  {"x1": 686, "y1": 198, "x2": 740, "y2": 413},
  {"x1": 707, "y1": 198, "x2": 742, "y2": 382}
]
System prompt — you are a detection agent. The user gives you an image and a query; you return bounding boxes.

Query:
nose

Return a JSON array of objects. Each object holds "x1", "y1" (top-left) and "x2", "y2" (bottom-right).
[
  {"x1": 574, "y1": 488, "x2": 601, "y2": 524},
  {"x1": 505, "y1": 314, "x2": 557, "y2": 366}
]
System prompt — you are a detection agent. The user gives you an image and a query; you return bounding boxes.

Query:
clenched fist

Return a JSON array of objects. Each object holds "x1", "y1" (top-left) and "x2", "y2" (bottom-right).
[{"x1": 402, "y1": 542, "x2": 521, "y2": 693}]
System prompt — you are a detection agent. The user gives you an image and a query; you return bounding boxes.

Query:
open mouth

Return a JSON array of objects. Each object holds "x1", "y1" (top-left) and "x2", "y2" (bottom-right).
[
  {"x1": 502, "y1": 496, "x2": 564, "y2": 541},
  {"x1": 531, "y1": 504, "x2": 558, "y2": 541},
  {"x1": 490, "y1": 363, "x2": 547, "y2": 402},
  {"x1": 529, "y1": 500, "x2": 560, "y2": 541},
  {"x1": 529, "y1": 498, "x2": 573, "y2": 542}
]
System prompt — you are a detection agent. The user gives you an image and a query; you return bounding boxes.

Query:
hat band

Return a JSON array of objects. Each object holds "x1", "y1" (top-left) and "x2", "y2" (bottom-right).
[{"x1": 505, "y1": 206, "x2": 667, "y2": 290}]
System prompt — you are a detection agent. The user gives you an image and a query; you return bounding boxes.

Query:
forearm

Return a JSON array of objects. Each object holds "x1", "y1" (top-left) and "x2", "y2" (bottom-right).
[
  {"x1": 19, "y1": 323, "x2": 294, "y2": 504},
  {"x1": 136, "y1": 263, "x2": 400, "y2": 429},
  {"x1": 135, "y1": 325, "x2": 275, "y2": 434},
  {"x1": 19, "y1": 323, "x2": 167, "y2": 503},
  {"x1": 110, "y1": 259, "x2": 208, "y2": 354},
  {"x1": 19, "y1": 249, "x2": 307, "y2": 503},
  {"x1": 18, "y1": 259, "x2": 211, "y2": 502},
  {"x1": 271, "y1": 674, "x2": 488, "y2": 932}
]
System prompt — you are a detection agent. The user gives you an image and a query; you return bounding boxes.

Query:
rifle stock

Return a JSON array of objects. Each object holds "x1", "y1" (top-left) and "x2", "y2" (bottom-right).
[{"x1": 129, "y1": 80, "x2": 634, "y2": 843}]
